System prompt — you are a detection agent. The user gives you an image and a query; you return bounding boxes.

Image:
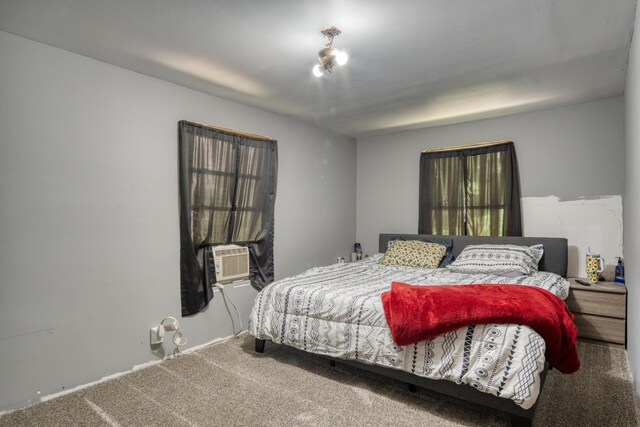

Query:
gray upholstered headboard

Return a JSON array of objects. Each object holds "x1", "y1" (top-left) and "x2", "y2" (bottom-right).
[{"x1": 379, "y1": 234, "x2": 568, "y2": 277}]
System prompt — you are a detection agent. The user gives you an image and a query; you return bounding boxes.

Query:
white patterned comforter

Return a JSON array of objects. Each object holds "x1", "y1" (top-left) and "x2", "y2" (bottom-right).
[{"x1": 249, "y1": 255, "x2": 570, "y2": 409}]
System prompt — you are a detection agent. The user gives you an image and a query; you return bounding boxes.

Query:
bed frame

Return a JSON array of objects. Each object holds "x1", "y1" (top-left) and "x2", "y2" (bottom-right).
[{"x1": 255, "y1": 233, "x2": 569, "y2": 427}]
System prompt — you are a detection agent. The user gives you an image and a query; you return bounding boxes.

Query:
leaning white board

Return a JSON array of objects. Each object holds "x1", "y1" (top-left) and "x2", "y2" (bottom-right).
[{"x1": 522, "y1": 195, "x2": 623, "y2": 279}]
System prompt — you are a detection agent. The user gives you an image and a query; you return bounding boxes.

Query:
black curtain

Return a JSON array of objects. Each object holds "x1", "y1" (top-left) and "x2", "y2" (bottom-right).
[
  {"x1": 419, "y1": 141, "x2": 521, "y2": 237},
  {"x1": 179, "y1": 121, "x2": 277, "y2": 316}
]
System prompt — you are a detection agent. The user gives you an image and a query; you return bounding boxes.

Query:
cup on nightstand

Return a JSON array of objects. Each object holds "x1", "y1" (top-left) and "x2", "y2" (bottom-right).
[{"x1": 586, "y1": 253, "x2": 604, "y2": 284}]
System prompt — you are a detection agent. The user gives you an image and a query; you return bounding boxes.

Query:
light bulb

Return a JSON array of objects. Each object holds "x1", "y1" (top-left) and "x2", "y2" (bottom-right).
[
  {"x1": 335, "y1": 50, "x2": 348, "y2": 66},
  {"x1": 312, "y1": 64, "x2": 324, "y2": 77}
]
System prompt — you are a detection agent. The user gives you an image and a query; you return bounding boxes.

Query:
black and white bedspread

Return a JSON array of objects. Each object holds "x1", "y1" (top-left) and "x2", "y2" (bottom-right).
[{"x1": 249, "y1": 255, "x2": 570, "y2": 409}]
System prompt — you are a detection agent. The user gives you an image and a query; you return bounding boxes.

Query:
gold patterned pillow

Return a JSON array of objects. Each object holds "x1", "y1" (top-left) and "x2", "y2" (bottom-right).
[{"x1": 380, "y1": 240, "x2": 447, "y2": 269}]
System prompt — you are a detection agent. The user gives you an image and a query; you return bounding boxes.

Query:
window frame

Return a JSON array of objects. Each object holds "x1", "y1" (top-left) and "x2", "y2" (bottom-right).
[
  {"x1": 178, "y1": 120, "x2": 278, "y2": 316},
  {"x1": 418, "y1": 141, "x2": 521, "y2": 237}
]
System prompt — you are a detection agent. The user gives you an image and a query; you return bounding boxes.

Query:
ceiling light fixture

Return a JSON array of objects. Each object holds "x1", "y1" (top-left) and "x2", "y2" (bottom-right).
[{"x1": 312, "y1": 27, "x2": 348, "y2": 77}]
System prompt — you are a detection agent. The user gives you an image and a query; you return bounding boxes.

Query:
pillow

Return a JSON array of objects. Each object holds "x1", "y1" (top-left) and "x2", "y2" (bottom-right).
[
  {"x1": 381, "y1": 240, "x2": 448, "y2": 269},
  {"x1": 387, "y1": 237, "x2": 454, "y2": 268},
  {"x1": 446, "y1": 244, "x2": 544, "y2": 277}
]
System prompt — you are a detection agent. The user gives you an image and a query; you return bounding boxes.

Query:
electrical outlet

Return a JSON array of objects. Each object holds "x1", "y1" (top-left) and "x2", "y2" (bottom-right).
[{"x1": 150, "y1": 326, "x2": 164, "y2": 345}]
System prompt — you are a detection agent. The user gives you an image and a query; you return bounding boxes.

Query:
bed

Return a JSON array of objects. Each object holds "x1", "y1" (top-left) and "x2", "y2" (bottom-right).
[{"x1": 249, "y1": 234, "x2": 570, "y2": 426}]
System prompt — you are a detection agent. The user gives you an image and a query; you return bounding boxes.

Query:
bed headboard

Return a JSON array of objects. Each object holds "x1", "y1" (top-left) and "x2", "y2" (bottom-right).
[{"x1": 379, "y1": 234, "x2": 568, "y2": 277}]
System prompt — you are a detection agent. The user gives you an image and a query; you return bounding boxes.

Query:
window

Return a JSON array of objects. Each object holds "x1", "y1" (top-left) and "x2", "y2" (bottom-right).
[
  {"x1": 189, "y1": 135, "x2": 271, "y2": 245},
  {"x1": 179, "y1": 121, "x2": 277, "y2": 316},
  {"x1": 418, "y1": 140, "x2": 521, "y2": 236}
]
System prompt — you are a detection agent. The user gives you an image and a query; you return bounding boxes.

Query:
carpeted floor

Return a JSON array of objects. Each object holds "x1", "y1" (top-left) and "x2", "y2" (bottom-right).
[{"x1": 1, "y1": 334, "x2": 638, "y2": 426}]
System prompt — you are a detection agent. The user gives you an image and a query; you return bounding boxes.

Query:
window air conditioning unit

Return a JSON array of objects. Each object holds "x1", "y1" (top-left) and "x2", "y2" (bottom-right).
[{"x1": 212, "y1": 244, "x2": 250, "y2": 284}]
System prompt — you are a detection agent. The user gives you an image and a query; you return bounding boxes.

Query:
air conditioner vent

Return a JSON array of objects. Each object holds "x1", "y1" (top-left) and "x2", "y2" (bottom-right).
[{"x1": 211, "y1": 244, "x2": 250, "y2": 284}]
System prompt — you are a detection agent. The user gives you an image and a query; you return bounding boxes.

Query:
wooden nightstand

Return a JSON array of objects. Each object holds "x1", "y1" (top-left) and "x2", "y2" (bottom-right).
[{"x1": 565, "y1": 278, "x2": 627, "y2": 348}]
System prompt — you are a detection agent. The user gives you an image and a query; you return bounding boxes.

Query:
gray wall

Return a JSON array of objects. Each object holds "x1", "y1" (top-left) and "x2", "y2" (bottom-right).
[
  {"x1": 624, "y1": 2, "x2": 640, "y2": 406},
  {"x1": 356, "y1": 96, "x2": 625, "y2": 254},
  {"x1": 0, "y1": 31, "x2": 356, "y2": 411}
]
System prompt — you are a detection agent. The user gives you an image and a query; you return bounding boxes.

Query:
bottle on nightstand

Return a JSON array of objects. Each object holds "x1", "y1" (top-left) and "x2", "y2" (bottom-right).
[
  {"x1": 354, "y1": 243, "x2": 363, "y2": 260},
  {"x1": 615, "y1": 257, "x2": 625, "y2": 284}
]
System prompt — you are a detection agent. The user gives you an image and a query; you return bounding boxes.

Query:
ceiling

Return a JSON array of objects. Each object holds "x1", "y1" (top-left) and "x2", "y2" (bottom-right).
[{"x1": 0, "y1": 0, "x2": 637, "y2": 138}]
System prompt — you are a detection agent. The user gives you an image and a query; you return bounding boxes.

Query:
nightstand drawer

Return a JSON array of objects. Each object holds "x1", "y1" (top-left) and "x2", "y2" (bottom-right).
[
  {"x1": 573, "y1": 313, "x2": 625, "y2": 344},
  {"x1": 566, "y1": 289, "x2": 626, "y2": 319}
]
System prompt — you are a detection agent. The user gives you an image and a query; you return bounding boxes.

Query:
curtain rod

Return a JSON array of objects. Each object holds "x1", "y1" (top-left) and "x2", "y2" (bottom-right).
[
  {"x1": 186, "y1": 120, "x2": 273, "y2": 141},
  {"x1": 422, "y1": 139, "x2": 512, "y2": 153}
]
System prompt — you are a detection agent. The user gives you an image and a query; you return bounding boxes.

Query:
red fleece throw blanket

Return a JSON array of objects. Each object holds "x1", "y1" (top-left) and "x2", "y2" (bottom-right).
[{"x1": 381, "y1": 282, "x2": 580, "y2": 374}]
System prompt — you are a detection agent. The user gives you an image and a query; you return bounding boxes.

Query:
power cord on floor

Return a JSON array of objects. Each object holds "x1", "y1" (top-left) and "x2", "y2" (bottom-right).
[{"x1": 212, "y1": 283, "x2": 243, "y2": 336}]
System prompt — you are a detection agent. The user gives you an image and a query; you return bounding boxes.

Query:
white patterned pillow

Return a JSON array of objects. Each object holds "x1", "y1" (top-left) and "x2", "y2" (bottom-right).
[{"x1": 446, "y1": 244, "x2": 544, "y2": 277}]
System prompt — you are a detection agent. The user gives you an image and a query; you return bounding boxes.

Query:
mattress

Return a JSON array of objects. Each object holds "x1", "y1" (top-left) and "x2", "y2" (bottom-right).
[{"x1": 249, "y1": 254, "x2": 570, "y2": 409}]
